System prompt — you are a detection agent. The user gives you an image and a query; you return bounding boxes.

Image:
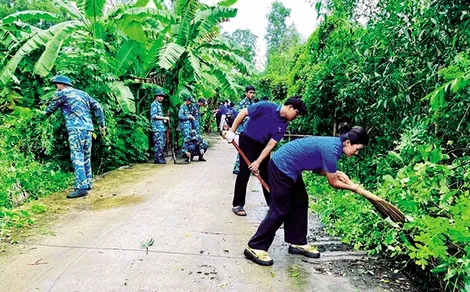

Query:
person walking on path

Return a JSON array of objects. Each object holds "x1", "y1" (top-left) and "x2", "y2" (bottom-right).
[
  {"x1": 243, "y1": 124, "x2": 369, "y2": 266},
  {"x1": 44, "y1": 76, "x2": 105, "y2": 199},
  {"x1": 232, "y1": 85, "x2": 256, "y2": 174},
  {"x1": 225, "y1": 97, "x2": 306, "y2": 216},
  {"x1": 178, "y1": 94, "x2": 195, "y2": 162},
  {"x1": 150, "y1": 89, "x2": 170, "y2": 164}
]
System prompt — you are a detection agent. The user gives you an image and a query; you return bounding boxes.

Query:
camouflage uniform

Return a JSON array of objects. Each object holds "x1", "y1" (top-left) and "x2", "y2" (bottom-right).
[
  {"x1": 178, "y1": 102, "x2": 193, "y2": 155},
  {"x1": 150, "y1": 99, "x2": 167, "y2": 163},
  {"x1": 233, "y1": 97, "x2": 253, "y2": 173},
  {"x1": 185, "y1": 130, "x2": 208, "y2": 160},
  {"x1": 191, "y1": 103, "x2": 202, "y2": 135},
  {"x1": 45, "y1": 87, "x2": 105, "y2": 191}
]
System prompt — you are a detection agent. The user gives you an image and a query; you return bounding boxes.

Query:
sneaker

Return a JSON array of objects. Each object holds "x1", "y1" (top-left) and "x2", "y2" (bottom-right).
[
  {"x1": 244, "y1": 247, "x2": 273, "y2": 266},
  {"x1": 198, "y1": 156, "x2": 206, "y2": 162},
  {"x1": 154, "y1": 159, "x2": 166, "y2": 164},
  {"x1": 66, "y1": 188, "x2": 88, "y2": 199},
  {"x1": 288, "y1": 244, "x2": 320, "y2": 258}
]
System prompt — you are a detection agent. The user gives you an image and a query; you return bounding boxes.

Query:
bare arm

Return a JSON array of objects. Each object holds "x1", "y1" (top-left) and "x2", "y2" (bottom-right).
[
  {"x1": 249, "y1": 139, "x2": 278, "y2": 173},
  {"x1": 325, "y1": 172, "x2": 360, "y2": 192},
  {"x1": 229, "y1": 108, "x2": 248, "y2": 133}
]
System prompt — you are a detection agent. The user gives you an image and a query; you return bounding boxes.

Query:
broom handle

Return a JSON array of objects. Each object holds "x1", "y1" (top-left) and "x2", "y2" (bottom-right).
[
  {"x1": 355, "y1": 186, "x2": 383, "y2": 201},
  {"x1": 231, "y1": 140, "x2": 271, "y2": 193}
]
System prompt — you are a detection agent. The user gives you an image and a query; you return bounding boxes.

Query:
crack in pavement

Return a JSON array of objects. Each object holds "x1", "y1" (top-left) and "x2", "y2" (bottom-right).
[{"x1": 19, "y1": 242, "x2": 245, "y2": 260}]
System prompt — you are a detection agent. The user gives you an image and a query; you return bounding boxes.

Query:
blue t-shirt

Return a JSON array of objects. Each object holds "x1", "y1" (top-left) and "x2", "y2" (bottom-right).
[
  {"x1": 242, "y1": 101, "x2": 288, "y2": 144},
  {"x1": 272, "y1": 136, "x2": 343, "y2": 181}
]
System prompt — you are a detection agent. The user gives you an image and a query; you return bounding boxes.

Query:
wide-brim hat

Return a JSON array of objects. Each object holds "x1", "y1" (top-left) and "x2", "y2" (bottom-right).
[
  {"x1": 154, "y1": 88, "x2": 167, "y2": 97},
  {"x1": 51, "y1": 75, "x2": 73, "y2": 87}
]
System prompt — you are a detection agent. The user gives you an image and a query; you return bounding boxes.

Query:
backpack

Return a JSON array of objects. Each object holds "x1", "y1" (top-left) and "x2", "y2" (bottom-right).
[{"x1": 225, "y1": 108, "x2": 235, "y2": 127}]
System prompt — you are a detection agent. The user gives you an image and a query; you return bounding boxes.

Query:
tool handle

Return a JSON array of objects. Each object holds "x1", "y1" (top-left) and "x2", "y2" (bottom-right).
[
  {"x1": 355, "y1": 187, "x2": 383, "y2": 201},
  {"x1": 231, "y1": 140, "x2": 271, "y2": 192}
]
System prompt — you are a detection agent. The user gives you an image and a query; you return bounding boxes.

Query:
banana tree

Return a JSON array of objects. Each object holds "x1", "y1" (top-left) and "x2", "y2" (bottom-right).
[
  {"x1": 0, "y1": 0, "x2": 173, "y2": 114},
  {"x1": 137, "y1": 0, "x2": 255, "y2": 100}
]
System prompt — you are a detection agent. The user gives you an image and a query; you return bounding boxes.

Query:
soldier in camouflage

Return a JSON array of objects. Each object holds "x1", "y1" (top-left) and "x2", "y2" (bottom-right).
[
  {"x1": 233, "y1": 85, "x2": 256, "y2": 174},
  {"x1": 191, "y1": 98, "x2": 206, "y2": 135},
  {"x1": 44, "y1": 76, "x2": 105, "y2": 199},
  {"x1": 185, "y1": 129, "x2": 208, "y2": 162},
  {"x1": 178, "y1": 94, "x2": 195, "y2": 162},
  {"x1": 150, "y1": 89, "x2": 170, "y2": 164}
]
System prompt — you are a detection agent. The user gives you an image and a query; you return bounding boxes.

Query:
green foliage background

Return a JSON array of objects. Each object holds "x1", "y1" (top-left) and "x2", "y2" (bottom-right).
[
  {"x1": 259, "y1": 0, "x2": 470, "y2": 290},
  {"x1": 1, "y1": 0, "x2": 469, "y2": 290}
]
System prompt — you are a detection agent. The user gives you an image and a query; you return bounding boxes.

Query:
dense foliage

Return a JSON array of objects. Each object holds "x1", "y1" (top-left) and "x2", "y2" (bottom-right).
[
  {"x1": 0, "y1": 0, "x2": 253, "y2": 241},
  {"x1": 1, "y1": 0, "x2": 469, "y2": 290},
  {"x1": 261, "y1": 0, "x2": 470, "y2": 290}
]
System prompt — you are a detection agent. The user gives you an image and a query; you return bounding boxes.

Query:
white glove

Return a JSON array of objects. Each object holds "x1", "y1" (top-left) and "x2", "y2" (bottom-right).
[{"x1": 225, "y1": 130, "x2": 236, "y2": 143}]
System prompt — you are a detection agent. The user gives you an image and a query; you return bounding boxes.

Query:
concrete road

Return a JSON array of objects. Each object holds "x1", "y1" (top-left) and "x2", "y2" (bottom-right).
[{"x1": 0, "y1": 135, "x2": 395, "y2": 292}]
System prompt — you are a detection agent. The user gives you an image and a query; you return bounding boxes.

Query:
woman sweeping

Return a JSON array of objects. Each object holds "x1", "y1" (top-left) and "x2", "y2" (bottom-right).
[{"x1": 244, "y1": 124, "x2": 369, "y2": 266}]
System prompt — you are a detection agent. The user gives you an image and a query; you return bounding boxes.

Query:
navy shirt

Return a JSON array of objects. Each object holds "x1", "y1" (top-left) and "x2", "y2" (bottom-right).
[
  {"x1": 242, "y1": 101, "x2": 288, "y2": 144},
  {"x1": 272, "y1": 136, "x2": 343, "y2": 181}
]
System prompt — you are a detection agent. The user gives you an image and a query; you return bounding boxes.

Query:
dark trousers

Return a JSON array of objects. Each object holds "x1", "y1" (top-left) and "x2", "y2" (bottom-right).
[
  {"x1": 248, "y1": 160, "x2": 308, "y2": 251},
  {"x1": 233, "y1": 134, "x2": 270, "y2": 207}
]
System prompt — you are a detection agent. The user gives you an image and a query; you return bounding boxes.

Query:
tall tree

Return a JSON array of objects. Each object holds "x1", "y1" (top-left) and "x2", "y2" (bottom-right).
[
  {"x1": 224, "y1": 28, "x2": 258, "y2": 63},
  {"x1": 265, "y1": 1, "x2": 300, "y2": 58}
]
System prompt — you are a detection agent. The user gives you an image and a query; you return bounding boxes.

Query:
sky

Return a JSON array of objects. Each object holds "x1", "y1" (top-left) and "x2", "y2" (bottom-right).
[{"x1": 202, "y1": 0, "x2": 320, "y2": 69}]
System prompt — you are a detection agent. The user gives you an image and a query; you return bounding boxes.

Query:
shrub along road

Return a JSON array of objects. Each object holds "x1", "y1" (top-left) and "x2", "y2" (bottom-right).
[{"x1": 0, "y1": 135, "x2": 414, "y2": 291}]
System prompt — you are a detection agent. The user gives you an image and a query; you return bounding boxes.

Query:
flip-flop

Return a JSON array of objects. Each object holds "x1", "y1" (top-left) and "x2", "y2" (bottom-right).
[
  {"x1": 244, "y1": 247, "x2": 273, "y2": 266},
  {"x1": 232, "y1": 206, "x2": 246, "y2": 216},
  {"x1": 288, "y1": 244, "x2": 321, "y2": 258}
]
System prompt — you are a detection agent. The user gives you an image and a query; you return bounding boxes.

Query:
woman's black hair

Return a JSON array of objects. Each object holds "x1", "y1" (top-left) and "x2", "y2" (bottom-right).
[{"x1": 338, "y1": 123, "x2": 369, "y2": 145}]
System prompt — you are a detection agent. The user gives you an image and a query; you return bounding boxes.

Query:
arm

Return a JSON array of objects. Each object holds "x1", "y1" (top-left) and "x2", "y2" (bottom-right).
[
  {"x1": 249, "y1": 138, "x2": 278, "y2": 173},
  {"x1": 44, "y1": 93, "x2": 64, "y2": 116},
  {"x1": 151, "y1": 103, "x2": 169, "y2": 121},
  {"x1": 229, "y1": 108, "x2": 248, "y2": 133},
  {"x1": 325, "y1": 171, "x2": 360, "y2": 192},
  {"x1": 89, "y1": 96, "x2": 105, "y2": 128}
]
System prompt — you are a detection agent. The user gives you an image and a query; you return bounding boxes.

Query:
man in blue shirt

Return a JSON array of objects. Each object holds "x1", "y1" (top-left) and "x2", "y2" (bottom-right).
[
  {"x1": 150, "y1": 89, "x2": 170, "y2": 164},
  {"x1": 225, "y1": 97, "x2": 306, "y2": 216},
  {"x1": 243, "y1": 124, "x2": 369, "y2": 266},
  {"x1": 44, "y1": 76, "x2": 105, "y2": 199}
]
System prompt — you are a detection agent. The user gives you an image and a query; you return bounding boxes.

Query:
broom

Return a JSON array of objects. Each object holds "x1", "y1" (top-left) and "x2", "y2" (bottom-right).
[{"x1": 354, "y1": 186, "x2": 406, "y2": 223}]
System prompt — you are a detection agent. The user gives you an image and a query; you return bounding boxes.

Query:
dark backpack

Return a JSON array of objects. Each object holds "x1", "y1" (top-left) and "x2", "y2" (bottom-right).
[{"x1": 225, "y1": 109, "x2": 235, "y2": 127}]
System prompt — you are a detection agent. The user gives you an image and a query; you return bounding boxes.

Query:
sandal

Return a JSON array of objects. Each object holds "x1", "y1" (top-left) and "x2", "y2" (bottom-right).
[
  {"x1": 288, "y1": 244, "x2": 320, "y2": 258},
  {"x1": 231, "y1": 206, "x2": 246, "y2": 216},
  {"x1": 244, "y1": 247, "x2": 273, "y2": 266}
]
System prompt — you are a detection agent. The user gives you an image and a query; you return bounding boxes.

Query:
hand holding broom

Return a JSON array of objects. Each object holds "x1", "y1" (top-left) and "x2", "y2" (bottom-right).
[{"x1": 338, "y1": 175, "x2": 406, "y2": 223}]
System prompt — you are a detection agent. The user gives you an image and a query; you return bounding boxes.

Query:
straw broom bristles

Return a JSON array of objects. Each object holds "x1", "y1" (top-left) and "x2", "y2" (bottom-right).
[{"x1": 357, "y1": 188, "x2": 406, "y2": 223}]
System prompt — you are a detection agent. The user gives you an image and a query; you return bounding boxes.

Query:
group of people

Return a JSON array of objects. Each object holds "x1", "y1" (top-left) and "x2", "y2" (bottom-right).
[
  {"x1": 44, "y1": 75, "x2": 370, "y2": 268},
  {"x1": 150, "y1": 90, "x2": 208, "y2": 164},
  {"x1": 223, "y1": 85, "x2": 369, "y2": 266}
]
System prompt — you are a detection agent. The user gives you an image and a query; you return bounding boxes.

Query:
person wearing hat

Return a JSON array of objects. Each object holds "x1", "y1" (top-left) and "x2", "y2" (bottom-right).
[
  {"x1": 184, "y1": 129, "x2": 208, "y2": 162},
  {"x1": 178, "y1": 93, "x2": 195, "y2": 162},
  {"x1": 44, "y1": 75, "x2": 105, "y2": 199},
  {"x1": 150, "y1": 88, "x2": 170, "y2": 164},
  {"x1": 191, "y1": 97, "x2": 206, "y2": 135}
]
